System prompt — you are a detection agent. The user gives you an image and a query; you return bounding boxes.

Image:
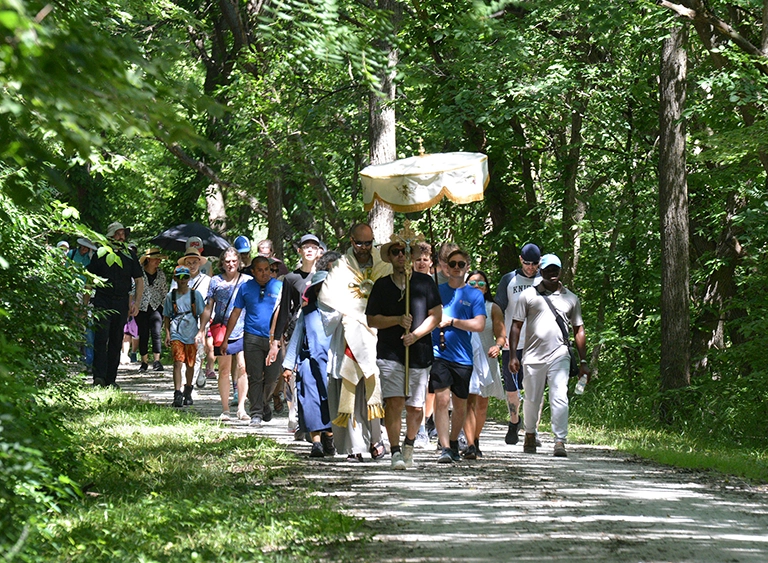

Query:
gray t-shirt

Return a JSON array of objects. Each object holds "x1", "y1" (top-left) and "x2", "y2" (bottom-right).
[{"x1": 512, "y1": 282, "x2": 583, "y2": 365}]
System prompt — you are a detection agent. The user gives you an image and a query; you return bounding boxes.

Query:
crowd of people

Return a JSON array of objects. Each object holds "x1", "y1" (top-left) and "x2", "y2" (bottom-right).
[{"x1": 62, "y1": 220, "x2": 591, "y2": 466}]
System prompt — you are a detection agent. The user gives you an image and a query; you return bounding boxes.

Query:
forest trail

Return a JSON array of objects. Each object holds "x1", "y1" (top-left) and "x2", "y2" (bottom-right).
[{"x1": 117, "y1": 366, "x2": 768, "y2": 562}]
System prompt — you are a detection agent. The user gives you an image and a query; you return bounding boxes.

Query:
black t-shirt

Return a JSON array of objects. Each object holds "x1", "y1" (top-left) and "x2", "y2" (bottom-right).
[
  {"x1": 87, "y1": 245, "x2": 142, "y2": 307},
  {"x1": 276, "y1": 269, "x2": 312, "y2": 339},
  {"x1": 365, "y1": 272, "x2": 441, "y2": 368}
]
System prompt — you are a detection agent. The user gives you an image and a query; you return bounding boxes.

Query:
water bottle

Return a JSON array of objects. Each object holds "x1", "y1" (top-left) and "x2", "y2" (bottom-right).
[{"x1": 575, "y1": 374, "x2": 588, "y2": 395}]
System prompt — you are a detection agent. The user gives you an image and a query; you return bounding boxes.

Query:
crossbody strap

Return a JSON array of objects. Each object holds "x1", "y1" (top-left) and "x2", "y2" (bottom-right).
[{"x1": 535, "y1": 285, "x2": 570, "y2": 346}]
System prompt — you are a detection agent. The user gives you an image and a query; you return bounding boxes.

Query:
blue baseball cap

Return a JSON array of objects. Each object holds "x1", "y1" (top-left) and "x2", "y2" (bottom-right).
[
  {"x1": 174, "y1": 265, "x2": 191, "y2": 278},
  {"x1": 540, "y1": 254, "x2": 562, "y2": 270},
  {"x1": 234, "y1": 235, "x2": 251, "y2": 253}
]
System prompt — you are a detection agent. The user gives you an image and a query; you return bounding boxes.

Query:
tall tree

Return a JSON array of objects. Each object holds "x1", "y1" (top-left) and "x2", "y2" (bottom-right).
[{"x1": 658, "y1": 24, "x2": 691, "y2": 403}]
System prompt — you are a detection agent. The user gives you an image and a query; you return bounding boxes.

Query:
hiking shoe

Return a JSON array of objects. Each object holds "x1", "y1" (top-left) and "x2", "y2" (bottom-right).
[
  {"x1": 414, "y1": 429, "x2": 429, "y2": 449},
  {"x1": 309, "y1": 442, "x2": 325, "y2": 458},
  {"x1": 437, "y1": 448, "x2": 455, "y2": 464},
  {"x1": 523, "y1": 433, "x2": 537, "y2": 454},
  {"x1": 195, "y1": 369, "x2": 206, "y2": 388},
  {"x1": 249, "y1": 416, "x2": 262, "y2": 428},
  {"x1": 294, "y1": 429, "x2": 306, "y2": 441},
  {"x1": 391, "y1": 451, "x2": 406, "y2": 470},
  {"x1": 463, "y1": 444, "x2": 477, "y2": 460},
  {"x1": 262, "y1": 405, "x2": 273, "y2": 423},
  {"x1": 402, "y1": 444, "x2": 414, "y2": 468},
  {"x1": 321, "y1": 432, "x2": 336, "y2": 456},
  {"x1": 138, "y1": 362, "x2": 148, "y2": 373},
  {"x1": 93, "y1": 377, "x2": 107, "y2": 387},
  {"x1": 172, "y1": 390, "x2": 184, "y2": 408},
  {"x1": 505, "y1": 420, "x2": 520, "y2": 445},
  {"x1": 183, "y1": 384, "x2": 194, "y2": 406},
  {"x1": 554, "y1": 441, "x2": 567, "y2": 457},
  {"x1": 153, "y1": 360, "x2": 164, "y2": 372}
]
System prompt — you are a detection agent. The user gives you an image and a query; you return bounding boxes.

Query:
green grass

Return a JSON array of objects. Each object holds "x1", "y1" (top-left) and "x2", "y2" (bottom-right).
[
  {"x1": 488, "y1": 395, "x2": 768, "y2": 484},
  {"x1": 21, "y1": 389, "x2": 364, "y2": 562}
]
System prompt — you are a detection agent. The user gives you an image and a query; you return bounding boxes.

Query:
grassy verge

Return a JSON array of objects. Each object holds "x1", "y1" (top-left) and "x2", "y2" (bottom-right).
[
  {"x1": 487, "y1": 397, "x2": 768, "y2": 484},
  {"x1": 23, "y1": 389, "x2": 364, "y2": 562}
]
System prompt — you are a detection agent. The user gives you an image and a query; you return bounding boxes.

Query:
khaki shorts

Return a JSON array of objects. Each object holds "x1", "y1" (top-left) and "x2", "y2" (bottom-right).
[
  {"x1": 171, "y1": 340, "x2": 198, "y2": 367},
  {"x1": 378, "y1": 359, "x2": 430, "y2": 407}
]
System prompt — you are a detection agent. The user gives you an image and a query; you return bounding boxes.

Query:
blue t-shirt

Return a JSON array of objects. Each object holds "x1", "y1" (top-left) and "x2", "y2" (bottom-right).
[
  {"x1": 233, "y1": 277, "x2": 282, "y2": 338},
  {"x1": 207, "y1": 273, "x2": 252, "y2": 340},
  {"x1": 162, "y1": 289, "x2": 205, "y2": 344},
  {"x1": 432, "y1": 283, "x2": 486, "y2": 366}
]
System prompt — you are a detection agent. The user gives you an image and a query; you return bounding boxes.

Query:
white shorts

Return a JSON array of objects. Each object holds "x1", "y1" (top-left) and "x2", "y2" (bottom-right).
[{"x1": 378, "y1": 358, "x2": 430, "y2": 407}]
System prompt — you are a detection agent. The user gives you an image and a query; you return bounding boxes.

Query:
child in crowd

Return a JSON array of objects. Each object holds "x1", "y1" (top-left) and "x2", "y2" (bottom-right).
[{"x1": 163, "y1": 266, "x2": 206, "y2": 407}]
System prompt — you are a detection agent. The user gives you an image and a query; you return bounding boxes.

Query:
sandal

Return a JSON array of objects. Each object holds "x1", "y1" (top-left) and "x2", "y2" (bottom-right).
[
  {"x1": 236, "y1": 410, "x2": 250, "y2": 421},
  {"x1": 369, "y1": 441, "x2": 387, "y2": 461}
]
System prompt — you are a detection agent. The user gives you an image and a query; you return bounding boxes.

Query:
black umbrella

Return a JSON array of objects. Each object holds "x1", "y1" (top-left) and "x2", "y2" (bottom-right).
[{"x1": 150, "y1": 222, "x2": 230, "y2": 257}]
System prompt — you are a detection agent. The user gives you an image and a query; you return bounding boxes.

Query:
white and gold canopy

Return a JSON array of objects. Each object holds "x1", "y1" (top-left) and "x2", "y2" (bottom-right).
[{"x1": 360, "y1": 152, "x2": 489, "y2": 213}]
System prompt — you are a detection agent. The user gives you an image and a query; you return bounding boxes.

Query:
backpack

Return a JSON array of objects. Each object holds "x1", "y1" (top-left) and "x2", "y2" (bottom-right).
[{"x1": 171, "y1": 289, "x2": 199, "y2": 320}]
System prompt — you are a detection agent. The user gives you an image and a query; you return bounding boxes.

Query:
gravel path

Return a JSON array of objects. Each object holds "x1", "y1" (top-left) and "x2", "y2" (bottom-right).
[{"x1": 117, "y1": 365, "x2": 768, "y2": 562}]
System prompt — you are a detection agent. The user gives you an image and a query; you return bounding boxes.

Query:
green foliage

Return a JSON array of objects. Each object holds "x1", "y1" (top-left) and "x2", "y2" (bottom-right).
[{"x1": 21, "y1": 391, "x2": 362, "y2": 562}]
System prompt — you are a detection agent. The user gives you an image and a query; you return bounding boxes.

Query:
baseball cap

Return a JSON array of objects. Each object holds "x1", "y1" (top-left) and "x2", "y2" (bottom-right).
[
  {"x1": 234, "y1": 235, "x2": 251, "y2": 253},
  {"x1": 174, "y1": 265, "x2": 191, "y2": 278},
  {"x1": 540, "y1": 254, "x2": 562, "y2": 270},
  {"x1": 299, "y1": 234, "x2": 321, "y2": 247},
  {"x1": 186, "y1": 236, "x2": 204, "y2": 252},
  {"x1": 520, "y1": 243, "x2": 541, "y2": 263}
]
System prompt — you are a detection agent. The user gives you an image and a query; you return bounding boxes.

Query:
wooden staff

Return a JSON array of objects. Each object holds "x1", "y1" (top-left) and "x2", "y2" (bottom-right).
[{"x1": 404, "y1": 253, "x2": 411, "y2": 397}]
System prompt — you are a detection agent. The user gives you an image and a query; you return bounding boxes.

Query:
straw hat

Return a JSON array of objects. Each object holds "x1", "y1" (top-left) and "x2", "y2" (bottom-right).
[
  {"x1": 177, "y1": 247, "x2": 208, "y2": 266},
  {"x1": 139, "y1": 247, "x2": 168, "y2": 265}
]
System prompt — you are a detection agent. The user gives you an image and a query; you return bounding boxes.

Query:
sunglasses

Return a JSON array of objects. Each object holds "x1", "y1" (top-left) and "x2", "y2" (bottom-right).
[
  {"x1": 352, "y1": 239, "x2": 373, "y2": 248},
  {"x1": 389, "y1": 247, "x2": 406, "y2": 256},
  {"x1": 468, "y1": 280, "x2": 486, "y2": 288},
  {"x1": 448, "y1": 260, "x2": 467, "y2": 269},
  {"x1": 270, "y1": 267, "x2": 280, "y2": 273},
  {"x1": 522, "y1": 260, "x2": 539, "y2": 266}
]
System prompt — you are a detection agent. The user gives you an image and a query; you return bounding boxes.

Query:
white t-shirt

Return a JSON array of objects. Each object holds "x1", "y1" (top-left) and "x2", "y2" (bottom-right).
[
  {"x1": 513, "y1": 282, "x2": 583, "y2": 365},
  {"x1": 504, "y1": 270, "x2": 540, "y2": 350}
]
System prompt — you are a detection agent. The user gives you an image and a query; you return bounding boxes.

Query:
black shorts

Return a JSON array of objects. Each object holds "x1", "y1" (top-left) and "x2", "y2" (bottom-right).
[
  {"x1": 429, "y1": 358, "x2": 473, "y2": 399},
  {"x1": 501, "y1": 349, "x2": 524, "y2": 392}
]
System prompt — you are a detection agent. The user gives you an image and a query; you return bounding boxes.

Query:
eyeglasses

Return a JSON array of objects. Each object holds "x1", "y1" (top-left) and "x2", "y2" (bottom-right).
[
  {"x1": 389, "y1": 247, "x2": 405, "y2": 256},
  {"x1": 522, "y1": 260, "x2": 539, "y2": 266},
  {"x1": 448, "y1": 260, "x2": 467, "y2": 269},
  {"x1": 468, "y1": 280, "x2": 486, "y2": 288},
  {"x1": 352, "y1": 239, "x2": 373, "y2": 248},
  {"x1": 270, "y1": 267, "x2": 280, "y2": 273}
]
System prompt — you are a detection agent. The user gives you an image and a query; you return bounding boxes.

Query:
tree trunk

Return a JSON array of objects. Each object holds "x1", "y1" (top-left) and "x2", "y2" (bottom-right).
[
  {"x1": 267, "y1": 174, "x2": 285, "y2": 258},
  {"x1": 658, "y1": 25, "x2": 691, "y2": 406},
  {"x1": 367, "y1": 0, "x2": 400, "y2": 244},
  {"x1": 561, "y1": 99, "x2": 585, "y2": 286}
]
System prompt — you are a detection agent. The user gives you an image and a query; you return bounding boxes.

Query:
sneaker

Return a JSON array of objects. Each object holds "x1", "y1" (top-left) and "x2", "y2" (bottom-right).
[
  {"x1": 448, "y1": 448, "x2": 461, "y2": 462},
  {"x1": 153, "y1": 360, "x2": 164, "y2": 372},
  {"x1": 554, "y1": 441, "x2": 567, "y2": 457},
  {"x1": 475, "y1": 438, "x2": 483, "y2": 458},
  {"x1": 437, "y1": 448, "x2": 454, "y2": 464},
  {"x1": 195, "y1": 369, "x2": 207, "y2": 389},
  {"x1": 129, "y1": 352, "x2": 137, "y2": 363},
  {"x1": 262, "y1": 405, "x2": 273, "y2": 423},
  {"x1": 505, "y1": 420, "x2": 520, "y2": 445},
  {"x1": 172, "y1": 390, "x2": 184, "y2": 408},
  {"x1": 138, "y1": 362, "x2": 148, "y2": 373},
  {"x1": 402, "y1": 444, "x2": 414, "y2": 468},
  {"x1": 183, "y1": 384, "x2": 194, "y2": 406},
  {"x1": 463, "y1": 444, "x2": 477, "y2": 460},
  {"x1": 414, "y1": 429, "x2": 430, "y2": 449},
  {"x1": 427, "y1": 426, "x2": 438, "y2": 440},
  {"x1": 249, "y1": 416, "x2": 262, "y2": 428},
  {"x1": 230, "y1": 391, "x2": 239, "y2": 407},
  {"x1": 321, "y1": 432, "x2": 336, "y2": 456},
  {"x1": 206, "y1": 369, "x2": 217, "y2": 380},
  {"x1": 523, "y1": 433, "x2": 537, "y2": 454},
  {"x1": 309, "y1": 442, "x2": 325, "y2": 458},
  {"x1": 458, "y1": 429, "x2": 468, "y2": 453},
  {"x1": 391, "y1": 451, "x2": 406, "y2": 470}
]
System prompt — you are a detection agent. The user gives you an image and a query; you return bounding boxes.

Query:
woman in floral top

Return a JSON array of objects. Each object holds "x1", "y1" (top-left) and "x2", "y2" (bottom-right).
[{"x1": 137, "y1": 248, "x2": 169, "y2": 372}]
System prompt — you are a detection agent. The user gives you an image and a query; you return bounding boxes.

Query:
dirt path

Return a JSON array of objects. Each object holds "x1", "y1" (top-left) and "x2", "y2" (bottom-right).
[{"x1": 117, "y1": 366, "x2": 768, "y2": 562}]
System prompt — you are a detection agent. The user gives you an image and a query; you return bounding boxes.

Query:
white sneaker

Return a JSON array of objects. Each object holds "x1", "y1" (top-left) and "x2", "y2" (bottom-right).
[
  {"x1": 402, "y1": 444, "x2": 414, "y2": 468},
  {"x1": 414, "y1": 429, "x2": 430, "y2": 449},
  {"x1": 391, "y1": 451, "x2": 406, "y2": 470}
]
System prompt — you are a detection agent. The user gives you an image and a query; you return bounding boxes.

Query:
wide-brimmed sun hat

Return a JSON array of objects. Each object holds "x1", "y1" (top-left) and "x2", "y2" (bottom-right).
[
  {"x1": 177, "y1": 247, "x2": 208, "y2": 266},
  {"x1": 140, "y1": 247, "x2": 169, "y2": 265}
]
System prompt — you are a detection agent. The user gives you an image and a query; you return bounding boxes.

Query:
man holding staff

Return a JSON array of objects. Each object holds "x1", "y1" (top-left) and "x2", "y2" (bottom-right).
[{"x1": 366, "y1": 232, "x2": 441, "y2": 470}]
